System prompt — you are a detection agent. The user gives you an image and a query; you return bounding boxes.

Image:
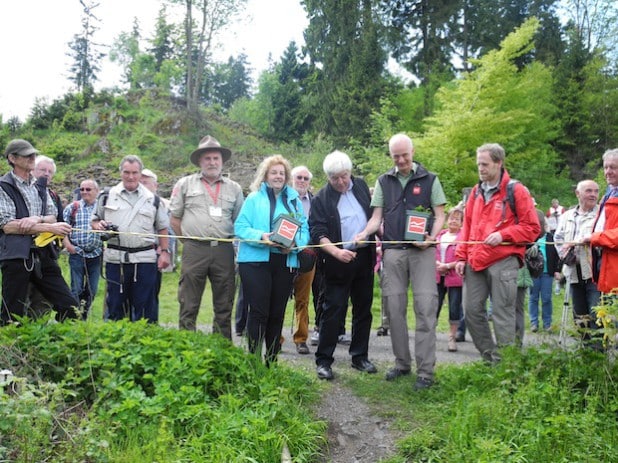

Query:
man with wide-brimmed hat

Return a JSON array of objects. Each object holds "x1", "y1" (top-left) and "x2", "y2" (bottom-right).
[
  {"x1": 169, "y1": 136, "x2": 244, "y2": 336},
  {"x1": 0, "y1": 139, "x2": 79, "y2": 325}
]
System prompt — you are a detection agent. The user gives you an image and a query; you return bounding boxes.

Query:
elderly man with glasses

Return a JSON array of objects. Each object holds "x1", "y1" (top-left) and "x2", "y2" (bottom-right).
[
  {"x1": 290, "y1": 165, "x2": 320, "y2": 354},
  {"x1": 63, "y1": 179, "x2": 103, "y2": 319}
]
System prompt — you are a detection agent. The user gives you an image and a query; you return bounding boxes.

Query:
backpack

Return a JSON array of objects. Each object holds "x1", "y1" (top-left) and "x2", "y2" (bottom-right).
[{"x1": 68, "y1": 201, "x2": 80, "y2": 227}]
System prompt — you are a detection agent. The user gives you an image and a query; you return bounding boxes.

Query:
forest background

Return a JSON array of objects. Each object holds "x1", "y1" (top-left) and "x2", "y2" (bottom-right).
[
  {"x1": 1, "y1": 0, "x2": 617, "y2": 208},
  {"x1": 2, "y1": 2, "x2": 618, "y2": 461}
]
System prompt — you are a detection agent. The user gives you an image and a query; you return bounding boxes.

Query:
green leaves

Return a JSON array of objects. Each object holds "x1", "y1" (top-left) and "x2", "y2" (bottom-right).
[{"x1": 0, "y1": 320, "x2": 325, "y2": 462}]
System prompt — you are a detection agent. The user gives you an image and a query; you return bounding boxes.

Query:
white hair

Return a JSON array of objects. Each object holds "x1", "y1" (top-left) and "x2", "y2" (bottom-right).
[
  {"x1": 34, "y1": 154, "x2": 57, "y2": 174},
  {"x1": 323, "y1": 150, "x2": 352, "y2": 177},
  {"x1": 291, "y1": 165, "x2": 313, "y2": 180}
]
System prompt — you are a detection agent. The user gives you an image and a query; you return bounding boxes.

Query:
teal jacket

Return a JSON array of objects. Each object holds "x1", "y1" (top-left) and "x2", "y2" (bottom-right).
[{"x1": 235, "y1": 182, "x2": 309, "y2": 267}]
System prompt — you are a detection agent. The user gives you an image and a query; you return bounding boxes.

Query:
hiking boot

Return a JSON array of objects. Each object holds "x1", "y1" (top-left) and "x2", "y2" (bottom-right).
[{"x1": 385, "y1": 367, "x2": 410, "y2": 381}]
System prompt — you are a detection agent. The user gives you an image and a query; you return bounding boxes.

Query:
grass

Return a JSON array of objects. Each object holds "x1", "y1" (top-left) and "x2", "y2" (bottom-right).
[
  {"x1": 342, "y1": 345, "x2": 618, "y2": 462},
  {"x1": 4, "y1": 253, "x2": 612, "y2": 462}
]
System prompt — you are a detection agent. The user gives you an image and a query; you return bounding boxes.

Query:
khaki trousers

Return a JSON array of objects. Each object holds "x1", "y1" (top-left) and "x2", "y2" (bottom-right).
[
  {"x1": 293, "y1": 265, "x2": 316, "y2": 343},
  {"x1": 382, "y1": 247, "x2": 438, "y2": 379},
  {"x1": 463, "y1": 256, "x2": 519, "y2": 359},
  {"x1": 178, "y1": 240, "x2": 235, "y2": 338}
]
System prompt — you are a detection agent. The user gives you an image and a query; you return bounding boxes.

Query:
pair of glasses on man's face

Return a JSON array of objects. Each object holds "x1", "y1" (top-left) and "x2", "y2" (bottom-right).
[
  {"x1": 295, "y1": 176, "x2": 310, "y2": 181},
  {"x1": 80, "y1": 187, "x2": 92, "y2": 192}
]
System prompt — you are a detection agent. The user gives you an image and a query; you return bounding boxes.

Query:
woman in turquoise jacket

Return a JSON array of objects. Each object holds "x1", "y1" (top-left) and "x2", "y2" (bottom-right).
[{"x1": 235, "y1": 154, "x2": 309, "y2": 365}]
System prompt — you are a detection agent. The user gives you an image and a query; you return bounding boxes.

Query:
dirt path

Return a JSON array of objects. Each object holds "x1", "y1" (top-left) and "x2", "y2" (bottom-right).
[
  {"x1": 273, "y1": 329, "x2": 484, "y2": 463},
  {"x1": 274, "y1": 328, "x2": 555, "y2": 462}
]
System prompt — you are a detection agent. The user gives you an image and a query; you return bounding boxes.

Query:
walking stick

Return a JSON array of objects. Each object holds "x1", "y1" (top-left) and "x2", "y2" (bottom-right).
[{"x1": 559, "y1": 279, "x2": 571, "y2": 346}]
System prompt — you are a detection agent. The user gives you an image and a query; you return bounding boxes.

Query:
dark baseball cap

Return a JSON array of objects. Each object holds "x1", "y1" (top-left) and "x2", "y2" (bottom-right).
[{"x1": 4, "y1": 139, "x2": 38, "y2": 158}]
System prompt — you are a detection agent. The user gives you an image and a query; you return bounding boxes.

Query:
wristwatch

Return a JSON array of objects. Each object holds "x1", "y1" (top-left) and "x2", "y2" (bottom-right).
[{"x1": 160, "y1": 248, "x2": 171, "y2": 254}]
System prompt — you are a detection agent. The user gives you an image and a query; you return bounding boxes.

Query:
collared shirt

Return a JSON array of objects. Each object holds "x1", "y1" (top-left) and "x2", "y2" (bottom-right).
[
  {"x1": 92, "y1": 183, "x2": 169, "y2": 264},
  {"x1": 371, "y1": 162, "x2": 447, "y2": 208},
  {"x1": 480, "y1": 180, "x2": 500, "y2": 202},
  {"x1": 298, "y1": 192, "x2": 311, "y2": 218},
  {"x1": 169, "y1": 173, "x2": 244, "y2": 239},
  {"x1": 554, "y1": 204, "x2": 598, "y2": 283},
  {"x1": 337, "y1": 180, "x2": 368, "y2": 250},
  {"x1": 63, "y1": 199, "x2": 102, "y2": 258},
  {"x1": 0, "y1": 171, "x2": 57, "y2": 228}
]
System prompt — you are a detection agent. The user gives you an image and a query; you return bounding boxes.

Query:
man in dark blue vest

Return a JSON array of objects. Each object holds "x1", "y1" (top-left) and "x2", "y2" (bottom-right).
[
  {"x1": 356, "y1": 133, "x2": 446, "y2": 390},
  {"x1": 0, "y1": 139, "x2": 78, "y2": 325}
]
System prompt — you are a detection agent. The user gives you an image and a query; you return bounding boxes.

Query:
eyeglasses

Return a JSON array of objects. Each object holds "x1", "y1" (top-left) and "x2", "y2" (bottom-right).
[
  {"x1": 295, "y1": 176, "x2": 310, "y2": 181},
  {"x1": 80, "y1": 187, "x2": 93, "y2": 192}
]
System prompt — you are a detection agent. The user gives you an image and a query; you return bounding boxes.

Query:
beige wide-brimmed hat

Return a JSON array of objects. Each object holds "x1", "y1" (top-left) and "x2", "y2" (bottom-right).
[{"x1": 190, "y1": 135, "x2": 232, "y2": 166}]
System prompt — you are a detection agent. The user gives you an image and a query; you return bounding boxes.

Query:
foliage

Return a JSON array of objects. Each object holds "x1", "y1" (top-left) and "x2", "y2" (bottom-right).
[
  {"x1": 347, "y1": 345, "x2": 618, "y2": 462},
  {"x1": 302, "y1": 0, "x2": 388, "y2": 144},
  {"x1": 594, "y1": 293, "x2": 618, "y2": 349},
  {"x1": 201, "y1": 54, "x2": 253, "y2": 109},
  {"x1": 0, "y1": 320, "x2": 326, "y2": 462},
  {"x1": 67, "y1": 0, "x2": 106, "y2": 94},
  {"x1": 414, "y1": 18, "x2": 564, "y2": 203},
  {"x1": 166, "y1": 0, "x2": 248, "y2": 111}
]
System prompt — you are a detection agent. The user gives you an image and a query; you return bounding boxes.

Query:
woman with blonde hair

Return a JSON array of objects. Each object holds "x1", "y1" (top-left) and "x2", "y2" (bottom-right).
[{"x1": 235, "y1": 155, "x2": 309, "y2": 365}]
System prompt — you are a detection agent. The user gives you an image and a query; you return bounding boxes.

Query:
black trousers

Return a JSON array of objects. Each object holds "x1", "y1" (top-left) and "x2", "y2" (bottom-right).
[
  {"x1": 1, "y1": 248, "x2": 79, "y2": 325},
  {"x1": 315, "y1": 247, "x2": 374, "y2": 368},
  {"x1": 239, "y1": 253, "x2": 295, "y2": 364}
]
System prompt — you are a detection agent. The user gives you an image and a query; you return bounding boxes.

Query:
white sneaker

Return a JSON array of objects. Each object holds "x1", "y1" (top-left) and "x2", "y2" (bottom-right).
[{"x1": 310, "y1": 330, "x2": 319, "y2": 346}]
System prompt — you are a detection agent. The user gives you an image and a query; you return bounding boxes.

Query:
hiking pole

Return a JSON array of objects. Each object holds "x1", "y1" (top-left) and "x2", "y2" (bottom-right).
[{"x1": 559, "y1": 279, "x2": 571, "y2": 346}]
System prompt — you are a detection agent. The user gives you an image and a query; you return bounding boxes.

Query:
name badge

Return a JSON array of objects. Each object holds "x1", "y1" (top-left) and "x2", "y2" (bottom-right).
[{"x1": 210, "y1": 206, "x2": 222, "y2": 217}]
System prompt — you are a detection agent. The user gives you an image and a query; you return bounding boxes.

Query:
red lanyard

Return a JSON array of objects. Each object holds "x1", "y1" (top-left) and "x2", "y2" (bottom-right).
[{"x1": 201, "y1": 178, "x2": 221, "y2": 205}]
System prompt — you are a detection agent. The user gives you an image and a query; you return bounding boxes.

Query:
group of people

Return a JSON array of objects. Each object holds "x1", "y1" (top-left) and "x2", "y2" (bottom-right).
[{"x1": 2, "y1": 136, "x2": 618, "y2": 390}]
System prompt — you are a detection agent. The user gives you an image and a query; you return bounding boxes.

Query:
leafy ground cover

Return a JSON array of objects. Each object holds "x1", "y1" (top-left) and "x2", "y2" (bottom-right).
[{"x1": 0, "y1": 319, "x2": 326, "y2": 462}]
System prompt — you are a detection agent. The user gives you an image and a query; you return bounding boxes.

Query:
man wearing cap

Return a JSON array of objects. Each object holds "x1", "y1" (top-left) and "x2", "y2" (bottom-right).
[
  {"x1": 170, "y1": 136, "x2": 244, "y2": 337},
  {"x1": 92, "y1": 155, "x2": 171, "y2": 323},
  {"x1": 0, "y1": 139, "x2": 79, "y2": 325}
]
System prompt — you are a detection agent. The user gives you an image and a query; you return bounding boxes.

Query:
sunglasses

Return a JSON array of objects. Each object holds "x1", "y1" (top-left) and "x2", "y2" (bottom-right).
[
  {"x1": 80, "y1": 187, "x2": 93, "y2": 192},
  {"x1": 295, "y1": 176, "x2": 310, "y2": 181}
]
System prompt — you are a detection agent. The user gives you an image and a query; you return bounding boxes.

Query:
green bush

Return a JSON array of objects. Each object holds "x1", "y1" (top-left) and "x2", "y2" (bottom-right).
[{"x1": 0, "y1": 320, "x2": 326, "y2": 462}]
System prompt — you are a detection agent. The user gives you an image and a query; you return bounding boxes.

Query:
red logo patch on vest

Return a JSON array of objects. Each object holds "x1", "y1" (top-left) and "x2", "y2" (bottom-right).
[{"x1": 412, "y1": 185, "x2": 421, "y2": 195}]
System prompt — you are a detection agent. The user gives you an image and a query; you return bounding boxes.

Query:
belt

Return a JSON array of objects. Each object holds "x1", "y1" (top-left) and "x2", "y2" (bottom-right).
[
  {"x1": 385, "y1": 244, "x2": 433, "y2": 250},
  {"x1": 107, "y1": 244, "x2": 155, "y2": 253},
  {"x1": 197, "y1": 239, "x2": 232, "y2": 247}
]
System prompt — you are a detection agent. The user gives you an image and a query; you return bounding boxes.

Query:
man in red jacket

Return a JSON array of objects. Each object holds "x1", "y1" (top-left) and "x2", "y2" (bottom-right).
[
  {"x1": 587, "y1": 148, "x2": 618, "y2": 296},
  {"x1": 454, "y1": 143, "x2": 540, "y2": 363}
]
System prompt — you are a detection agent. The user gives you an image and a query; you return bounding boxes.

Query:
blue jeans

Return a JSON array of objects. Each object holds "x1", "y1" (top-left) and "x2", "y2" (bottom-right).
[
  {"x1": 68, "y1": 254, "x2": 101, "y2": 319},
  {"x1": 529, "y1": 273, "x2": 553, "y2": 329},
  {"x1": 105, "y1": 262, "x2": 158, "y2": 323}
]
